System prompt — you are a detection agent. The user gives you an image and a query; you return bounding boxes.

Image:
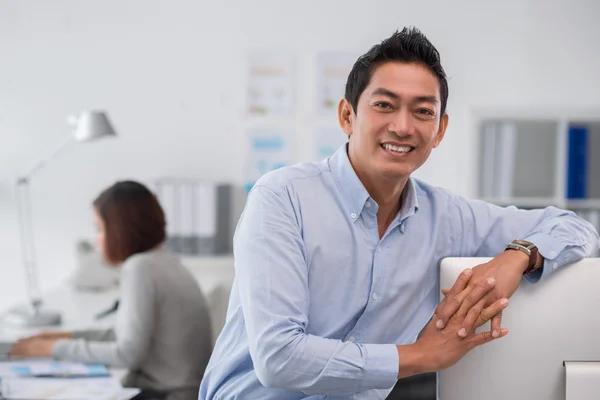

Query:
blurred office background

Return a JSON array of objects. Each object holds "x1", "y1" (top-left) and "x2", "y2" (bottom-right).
[{"x1": 1, "y1": 0, "x2": 599, "y2": 321}]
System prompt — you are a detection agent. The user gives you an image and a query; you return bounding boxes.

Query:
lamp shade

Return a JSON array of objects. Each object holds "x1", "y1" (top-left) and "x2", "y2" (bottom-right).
[{"x1": 73, "y1": 111, "x2": 117, "y2": 142}]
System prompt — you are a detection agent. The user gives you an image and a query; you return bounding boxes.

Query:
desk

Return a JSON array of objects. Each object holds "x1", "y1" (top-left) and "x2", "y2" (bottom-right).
[
  {"x1": 0, "y1": 285, "x2": 124, "y2": 380},
  {"x1": 0, "y1": 286, "x2": 119, "y2": 342},
  {"x1": 0, "y1": 255, "x2": 236, "y2": 378}
]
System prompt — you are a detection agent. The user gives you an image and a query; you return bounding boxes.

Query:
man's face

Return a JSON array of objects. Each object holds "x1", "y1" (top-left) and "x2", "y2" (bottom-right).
[{"x1": 339, "y1": 61, "x2": 448, "y2": 181}]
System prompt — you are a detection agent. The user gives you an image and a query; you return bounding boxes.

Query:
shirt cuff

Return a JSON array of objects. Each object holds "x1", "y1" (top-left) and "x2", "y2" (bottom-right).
[
  {"x1": 52, "y1": 339, "x2": 72, "y2": 359},
  {"x1": 523, "y1": 232, "x2": 567, "y2": 283},
  {"x1": 361, "y1": 344, "x2": 399, "y2": 391}
]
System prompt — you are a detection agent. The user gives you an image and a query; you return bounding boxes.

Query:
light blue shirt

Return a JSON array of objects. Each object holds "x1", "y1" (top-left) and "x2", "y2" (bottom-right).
[{"x1": 199, "y1": 145, "x2": 599, "y2": 400}]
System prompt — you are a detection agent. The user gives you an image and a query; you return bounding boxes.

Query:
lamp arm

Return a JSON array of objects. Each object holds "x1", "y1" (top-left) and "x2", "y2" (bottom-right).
[
  {"x1": 17, "y1": 134, "x2": 75, "y2": 183},
  {"x1": 14, "y1": 133, "x2": 75, "y2": 312}
]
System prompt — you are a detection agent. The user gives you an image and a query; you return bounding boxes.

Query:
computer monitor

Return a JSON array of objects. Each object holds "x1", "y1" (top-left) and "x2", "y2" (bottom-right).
[{"x1": 438, "y1": 257, "x2": 600, "y2": 400}]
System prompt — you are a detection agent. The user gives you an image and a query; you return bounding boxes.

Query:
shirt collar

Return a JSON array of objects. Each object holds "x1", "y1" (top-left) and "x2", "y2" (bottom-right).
[
  {"x1": 329, "y1": 144, "x2": 419, "y2": 221},
  {"x1": 329, "y1": 144, "x2": 371, "y2": 219},
  {"x1": 398, "y1": 178, "x2": 419, "y2": 221}
]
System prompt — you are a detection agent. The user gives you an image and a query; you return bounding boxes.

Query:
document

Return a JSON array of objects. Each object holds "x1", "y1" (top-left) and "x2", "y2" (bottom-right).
[
  {"x1": 8, "y1": 361, "x2": 109, "y2": 378},
  {"x1": 315, "y1": 52, "x2": 357, "y2": 116},
  {"x1": 0, "y1": 376, "x2": 140, "y2": 400},
  {"x1": 247, "y1": 51, "x2": 294, "y2": 116},
  {"x1": 244, "y1": 127, "x2": 292, "y2": 192}
]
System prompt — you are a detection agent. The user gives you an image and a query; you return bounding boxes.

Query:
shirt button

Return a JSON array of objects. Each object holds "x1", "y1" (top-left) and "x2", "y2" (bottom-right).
[
  {"x1": 348, "y1": 336, "x2": 355, "y2": 342},
  {"x1": 377, "y1": 248, "x2": 382, "y2": 254},
  {"x1": 372, "y1": 293, "x2": 378, "y2": 300},
  {"x1": 552, "y1": 262, "x2": 558, "y2": 270},
  {"x1": 365, "y1": 202, "x2": 371, "y2": 208},
  {"x1": 350, "y1": 212, "x2": 357, "y2": 219}
]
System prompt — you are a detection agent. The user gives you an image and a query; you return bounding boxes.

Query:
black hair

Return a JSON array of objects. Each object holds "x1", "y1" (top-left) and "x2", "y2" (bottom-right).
[
  {"x1": 93, "y1": 181, "x2": 165, "y2": 264},
  {"x1": 345, "y1": 27, "x2": 448, "y2": 117}
]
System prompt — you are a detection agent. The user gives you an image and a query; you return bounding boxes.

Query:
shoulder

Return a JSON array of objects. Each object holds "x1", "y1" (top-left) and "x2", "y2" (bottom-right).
[
  {"x1": 252, "y1": 160, "x2": 329, "y2": 196},
  {"x1": 411, "y1": 177, "x2": 500, "y2": 218},
  {"x1": 121, "y1": 248, "x2": 178, "y2": 279},
  {"x1": 412, "y1": 177, "x2": 457, "y2": 205}
]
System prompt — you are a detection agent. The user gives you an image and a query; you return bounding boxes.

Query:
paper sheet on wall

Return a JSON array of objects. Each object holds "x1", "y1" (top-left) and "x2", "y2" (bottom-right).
[
  {"x1": 314, "y1": 126, "x2": 347, "y2": 161},
  {"x1": 247, "y1": 51, "x2": 294, "y2": 116},
  {"x1": 315, "y1": 52, "x2": 357, "y2": 116},
  {"x1": 244, "y1": 128, "x2": 292, "y2": 193}
]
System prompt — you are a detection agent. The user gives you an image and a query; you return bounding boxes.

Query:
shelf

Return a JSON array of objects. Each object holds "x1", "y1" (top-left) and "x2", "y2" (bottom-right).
[
  {"x1": 479, "y1": 197, "x2": 561, "y2": 208},
  {"x1": 480, "y1": 197, "x2": 600, "y2": 210},
  {"x1": 565, "y1": 199, "x2": 600, "y2": 210}
]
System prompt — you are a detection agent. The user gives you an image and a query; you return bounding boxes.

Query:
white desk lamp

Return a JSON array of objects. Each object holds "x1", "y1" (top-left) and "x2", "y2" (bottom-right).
[{"x1": 2, "y1": 110, "x2": 117, "y2": 329}]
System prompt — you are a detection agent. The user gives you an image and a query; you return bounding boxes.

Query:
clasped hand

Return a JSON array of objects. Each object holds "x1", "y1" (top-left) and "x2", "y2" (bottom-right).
[
  {"x1": 435, "y1": 251, "x2": 527, "y2": 338},
  {"x1": 414, "y1": 251, "x2": 527, "y2": 372}
]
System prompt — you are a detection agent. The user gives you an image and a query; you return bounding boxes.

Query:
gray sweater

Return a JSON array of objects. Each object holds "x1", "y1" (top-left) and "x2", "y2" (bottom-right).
[{"x1": 53, "y1": 247, "x2": 212, "y2": 400}]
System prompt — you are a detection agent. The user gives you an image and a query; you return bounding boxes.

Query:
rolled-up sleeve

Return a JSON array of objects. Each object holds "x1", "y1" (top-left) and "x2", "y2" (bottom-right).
[
  {"x1": 454, "y1": 196, "x2": 600, "y2": 282},
  {"x1": 234, "y1": 184, "x2": 398, "y2": 396}
]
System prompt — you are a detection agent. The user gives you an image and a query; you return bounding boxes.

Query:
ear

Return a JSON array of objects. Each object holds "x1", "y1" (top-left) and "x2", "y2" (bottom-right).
[
  {"x1": 337, "y1": 98, "x2": 354, "y2": 138},
  {"x1": 433, "y1": 112, "x2": 449, "y2": 148}
]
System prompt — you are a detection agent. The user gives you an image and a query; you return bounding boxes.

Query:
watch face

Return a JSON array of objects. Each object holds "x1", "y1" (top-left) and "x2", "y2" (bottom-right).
[
  {"x1": 508, "y1": 243, "x2": 531, "y2": 255},
  {"x1": 514, "y1": 240, "x2": 535, "y2": 249}
]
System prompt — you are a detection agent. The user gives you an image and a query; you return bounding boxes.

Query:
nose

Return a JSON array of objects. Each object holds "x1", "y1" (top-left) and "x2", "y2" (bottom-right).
[{"x1": 388, "y1": 109, "x2": 414, "y2": 137}]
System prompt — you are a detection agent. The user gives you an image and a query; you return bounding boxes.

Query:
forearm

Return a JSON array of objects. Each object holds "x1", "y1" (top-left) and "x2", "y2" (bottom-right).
[
  {"x1": 524, "y1": 211, "x2": 599, "y2": 261},
  {"x1": 52, "y1": 338, "x2": 141, "y2": 368},
  {"x1": 252, "y1": 330, "x2": 398, "y2": 395},
  {"x1": 458, "y1": 198, "x2": 599, "y2": 271},
  {"x1": 71, "y1": 329, "x2": 115, "y2": 342}
]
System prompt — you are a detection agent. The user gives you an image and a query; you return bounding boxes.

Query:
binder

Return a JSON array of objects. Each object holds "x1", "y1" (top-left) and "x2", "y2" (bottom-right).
[{"x1": 566, "y1": 125, "x2": 588, "y2": 199}]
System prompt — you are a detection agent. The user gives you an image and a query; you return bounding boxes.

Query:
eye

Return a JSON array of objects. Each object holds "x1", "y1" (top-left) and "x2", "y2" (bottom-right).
[
  {"x1": 416, "y1": 108, "x2": 434, "y2": 116},
  {"x1": 374, "y1": 102, "x2": 393, "y2": 110}
]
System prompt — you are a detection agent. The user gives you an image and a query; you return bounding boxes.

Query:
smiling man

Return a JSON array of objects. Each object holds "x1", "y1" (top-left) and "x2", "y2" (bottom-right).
[{"x1": 198, "y1": 28, "x2": 599, "y2": 400}]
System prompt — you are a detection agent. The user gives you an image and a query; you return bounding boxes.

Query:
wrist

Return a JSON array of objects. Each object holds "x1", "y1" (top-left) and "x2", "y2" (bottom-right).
[
  {"x1": 46, "y1": 340, "x2": 58, "y2": 357},
  {"x1": 396, "y1": 342, "x2": 433, "y2": 379},
  {"x1": 502, "y1": 248, "x2": 530, "y2": 274}
]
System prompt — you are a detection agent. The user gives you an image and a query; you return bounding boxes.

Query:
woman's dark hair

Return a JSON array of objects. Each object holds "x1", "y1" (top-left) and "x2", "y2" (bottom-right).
[
  {"x1": 345, "y1": 27, "x2": 449, "y2": 117},
  {"x1": 93, "y1": 180, "x2": 166, "y2": 264}
]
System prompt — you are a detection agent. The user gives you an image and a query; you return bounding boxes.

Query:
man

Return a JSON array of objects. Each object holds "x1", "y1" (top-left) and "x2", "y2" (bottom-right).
[{"x1": 199, "y1": 27, "x2": 599, "y2": 399}]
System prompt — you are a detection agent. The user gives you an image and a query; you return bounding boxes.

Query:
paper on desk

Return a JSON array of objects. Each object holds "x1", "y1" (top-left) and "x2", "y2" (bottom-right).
[
  {"x1": 1, "y1": 360, "x2": 109, "y2": 378},
  {"x1": 0, "y1": 376, "x2": 140, "y2": 400}
]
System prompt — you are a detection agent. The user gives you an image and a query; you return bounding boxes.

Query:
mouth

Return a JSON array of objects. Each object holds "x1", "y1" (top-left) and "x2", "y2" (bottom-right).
[{"x1": 380, "y1": 142, "x2": 415, "y2": 155}]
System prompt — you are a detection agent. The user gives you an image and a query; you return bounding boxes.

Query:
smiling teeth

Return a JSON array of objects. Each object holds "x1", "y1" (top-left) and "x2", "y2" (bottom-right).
[{"x1": 382, "y1": 143, "x2": 412, "y2": 153}]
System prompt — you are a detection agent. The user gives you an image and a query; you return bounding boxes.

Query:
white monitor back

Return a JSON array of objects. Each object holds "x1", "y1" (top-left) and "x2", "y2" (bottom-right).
[{"x1": 438, "y1": 257, "x2": 600, "y2": 400}]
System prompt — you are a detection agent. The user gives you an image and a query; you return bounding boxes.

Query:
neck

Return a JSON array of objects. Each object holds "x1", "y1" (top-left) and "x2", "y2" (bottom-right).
[
  {"x1": 348, "y1": 155, "x2": 409, "y2": 237},
  {"x1": 366, "y1": 174, "x2": 409, "y2": 231}
]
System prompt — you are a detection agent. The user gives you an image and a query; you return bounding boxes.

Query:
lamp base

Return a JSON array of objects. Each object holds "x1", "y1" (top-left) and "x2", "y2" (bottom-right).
[{"x1": 1, "y1": 305, "x2": 62, "y2": 329}]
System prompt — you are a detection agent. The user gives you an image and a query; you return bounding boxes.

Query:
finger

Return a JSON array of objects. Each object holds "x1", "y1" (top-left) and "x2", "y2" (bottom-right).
[
  {"x1": 458, "y1": 297, "x2": 487, "y2": 337},
  {"x1": 455, "y1": 277, "x2": 496, "y2": 319},
  {"x1": 435, "y1": 269, "x2": 473, "y2": 328},
  {"x1": 441, "y1": 288, "x2": 450, "y2": 296},
  {"x1": 468, "y1": 327, "x2": 509, "y2": 349},
  {"x1": 490, "y1": 313, "x2": 502, "y2": 338},
  {"x1": 449, "y1": 269, "x2": 473, "y2": 295},
  {"x1": 474, "y1": 298, "x2": 509, "y2": 330}
]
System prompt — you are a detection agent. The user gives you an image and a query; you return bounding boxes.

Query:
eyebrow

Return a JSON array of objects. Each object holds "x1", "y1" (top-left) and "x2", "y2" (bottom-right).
[{"x1": 371, "y1": 87, "x2": 439, "y2": 104}]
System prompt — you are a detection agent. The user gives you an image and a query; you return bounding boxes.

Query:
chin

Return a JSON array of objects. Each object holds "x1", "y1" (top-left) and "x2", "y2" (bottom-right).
[{"x1": 378, "y1": 165, "x2": 413, "y2": 180}]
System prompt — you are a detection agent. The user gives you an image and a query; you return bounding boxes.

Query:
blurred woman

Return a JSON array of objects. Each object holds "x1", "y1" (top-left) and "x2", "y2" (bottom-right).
[{"x1": 10, "y1": 180, "x2": 213, "y2": 400}]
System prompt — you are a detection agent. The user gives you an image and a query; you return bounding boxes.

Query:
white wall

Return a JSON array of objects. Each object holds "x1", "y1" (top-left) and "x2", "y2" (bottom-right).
[{"x1": 1, "y1": 0, "x2": 599, "y2": 309}]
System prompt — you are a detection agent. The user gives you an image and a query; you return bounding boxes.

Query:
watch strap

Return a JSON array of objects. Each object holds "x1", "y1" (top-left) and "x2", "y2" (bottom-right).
[{"x1": 505, "y1": 240, "x2": 540, "y2": 275}]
